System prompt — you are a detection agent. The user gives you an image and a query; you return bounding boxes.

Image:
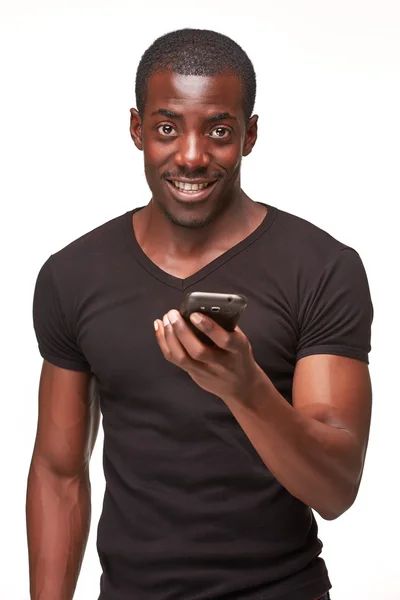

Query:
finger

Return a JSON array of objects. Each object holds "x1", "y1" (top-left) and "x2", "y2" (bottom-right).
[
  {"x1": 154, "y1": 319, "x2": 173, "y2": 361},
  {"x1": 161, "y1": 313, "x2": 194, "y2": 369},
  {"x1": 167, "y1": 310, "x2": 213, "y2": 363},
  {"x1": 189, "y1": 312, "x2": 242, "y2": 352}
]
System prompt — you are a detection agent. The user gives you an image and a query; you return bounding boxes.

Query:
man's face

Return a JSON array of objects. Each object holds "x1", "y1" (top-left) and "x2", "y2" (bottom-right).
[{"x1": 130, "y1": 71, "x2": 258, "y2": 229}]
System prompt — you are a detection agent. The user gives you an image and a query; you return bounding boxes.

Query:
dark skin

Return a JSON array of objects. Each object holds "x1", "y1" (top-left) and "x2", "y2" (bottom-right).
[
  {"x1": 131, "y1": 71, "x2": 372, "y2": 520},
  {"x1": 27, "y1": 70, "x2": 371, "y2": 600},
  {"x1": 129, "y1": 72, "x2": 267, "y2": 278},
  {"x1": 26, "y1": 362, "x2": 100, "y2": 600}
]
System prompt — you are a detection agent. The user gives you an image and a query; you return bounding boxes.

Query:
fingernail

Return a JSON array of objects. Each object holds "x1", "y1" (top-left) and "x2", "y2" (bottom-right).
[
  {"x1": 163, "y1": 314, "x2": 170, "y2": 327},
  {"x1": 168, "y1": 310, "x2": 179, "y2": 324},
  {"x1": 154, "y1": 320, "x2": 159, "y2": 331},
  {"x1": 190, "y1": 312, "x2": 203, "y2": 325}
]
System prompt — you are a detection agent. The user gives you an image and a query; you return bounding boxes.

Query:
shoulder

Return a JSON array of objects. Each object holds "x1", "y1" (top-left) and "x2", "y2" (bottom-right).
[
  {"x1": 37, "y1": 210, "x2": 134, "y2": 300},
  {"x1": 270, "y1": 205, "x2": 357, "y2": 271},
  {"x1": 43, "y1": 210, "x2": 133, "y2": 286},
  {"x1": 50, "y1": 210, "x2": 131, "y2": 266}
]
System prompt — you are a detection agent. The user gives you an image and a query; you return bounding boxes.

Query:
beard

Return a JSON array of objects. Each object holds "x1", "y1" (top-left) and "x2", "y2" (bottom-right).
[{"x1": 158, "y1": 200, "x2": 215, "y2": 230}]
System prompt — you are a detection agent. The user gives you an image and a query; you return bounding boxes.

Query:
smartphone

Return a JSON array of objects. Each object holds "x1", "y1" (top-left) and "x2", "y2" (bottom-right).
[{"x1": 180, "y1": 292, "x2": 247, "y2": 346}]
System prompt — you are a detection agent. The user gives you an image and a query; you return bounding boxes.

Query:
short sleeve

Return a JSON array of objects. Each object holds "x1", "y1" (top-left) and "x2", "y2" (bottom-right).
[
  {"x1": 296, "y1": 248, "x2": 373, "y2": 364},
  {"x1": 32, "y1": 256, "x2": 91, "y2": 371}
]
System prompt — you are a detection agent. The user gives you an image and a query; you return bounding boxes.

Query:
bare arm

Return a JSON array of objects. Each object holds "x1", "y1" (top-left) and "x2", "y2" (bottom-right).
[
  {"x1": 26, "y1": 360, "x2": 100, "y2": 600},
  {"x1": 225, "y1": 354, "x2": 372, "y2": 520}
]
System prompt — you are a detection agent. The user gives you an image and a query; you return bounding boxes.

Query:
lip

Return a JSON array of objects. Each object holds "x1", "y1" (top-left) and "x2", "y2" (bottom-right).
[{"x1": 164, "y1": 179, "x2": 218, "y2": 203}]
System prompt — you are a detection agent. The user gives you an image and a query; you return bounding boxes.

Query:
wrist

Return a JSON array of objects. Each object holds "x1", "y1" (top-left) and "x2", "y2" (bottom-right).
[{"x1": 225, "y1": 363, "x2": 269, "y2": 410}]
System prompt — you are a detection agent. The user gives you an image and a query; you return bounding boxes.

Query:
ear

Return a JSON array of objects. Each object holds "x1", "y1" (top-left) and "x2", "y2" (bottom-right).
[
  {"x1": 243, "y1": 114, "x2": 258, "y2": 157},
  {"x1": 130, "y1": 108, "x2": 143, "y2": 151}
]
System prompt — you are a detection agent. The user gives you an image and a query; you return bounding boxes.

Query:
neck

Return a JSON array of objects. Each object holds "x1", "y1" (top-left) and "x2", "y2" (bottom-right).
[{"x1": 134, "y1": 190, "x2": 261, "y2": 258}]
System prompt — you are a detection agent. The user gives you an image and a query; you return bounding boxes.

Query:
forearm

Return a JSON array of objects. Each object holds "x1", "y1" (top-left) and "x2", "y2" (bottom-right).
[
  {"x1": 26, "y1": 458, "x2": 91, "y2": 600},
  {"x1": 225, "y1": 368, "x2": 363, "y2": 520}
]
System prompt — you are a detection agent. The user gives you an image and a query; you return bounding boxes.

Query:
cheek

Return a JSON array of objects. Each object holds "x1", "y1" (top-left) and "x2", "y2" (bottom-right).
[
  {"x1": 216, "y1": 144, "x2": 242, "y2": 173},
  {"x1": 143, "y1": 135, "x2": 172, "y2": 167}
]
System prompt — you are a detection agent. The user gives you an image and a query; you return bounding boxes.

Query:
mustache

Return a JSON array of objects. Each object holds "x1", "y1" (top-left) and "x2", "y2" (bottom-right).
[{"x1": 162, "y1": 171, "x2": 222, "y2": 182}]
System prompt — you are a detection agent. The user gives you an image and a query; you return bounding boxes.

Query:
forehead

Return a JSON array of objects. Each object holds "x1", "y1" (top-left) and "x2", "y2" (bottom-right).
[{"x1": 145, "y1": 72, "x2": 244, "y2": 118}]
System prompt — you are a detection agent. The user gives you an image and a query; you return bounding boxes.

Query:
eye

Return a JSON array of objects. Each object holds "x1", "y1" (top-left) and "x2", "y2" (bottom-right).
[
  {"x1": 157, "y1": 124, "x2": 177, "y2": 137},
  {"x1": 209, "y1": 126, "x2": 231, "y2": 139}
]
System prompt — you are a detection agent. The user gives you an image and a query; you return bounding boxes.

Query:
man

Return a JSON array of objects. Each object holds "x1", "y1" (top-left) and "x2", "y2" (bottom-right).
[{"x1": 27, "y1": 28, "x2": 373, "y2": 600}]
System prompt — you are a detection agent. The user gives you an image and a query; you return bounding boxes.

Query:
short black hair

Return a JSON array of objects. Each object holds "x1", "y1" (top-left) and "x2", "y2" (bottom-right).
[{"x1": 135, "y1": 28, "x2": 256, "y2": 121}]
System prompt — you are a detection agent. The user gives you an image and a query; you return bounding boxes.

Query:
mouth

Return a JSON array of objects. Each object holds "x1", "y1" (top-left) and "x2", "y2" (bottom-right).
[{"x1": 164, "y1": 178, "x2": 218, "y2": 202}]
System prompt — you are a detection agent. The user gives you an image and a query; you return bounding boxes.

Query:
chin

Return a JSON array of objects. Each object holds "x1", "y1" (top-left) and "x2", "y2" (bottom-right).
[
  {"x1": 161, "y1": 205, "x2": 214, "y2": 230},
  {"x1": 154, "y1": 186, "x2": 233, "y2": 230}
]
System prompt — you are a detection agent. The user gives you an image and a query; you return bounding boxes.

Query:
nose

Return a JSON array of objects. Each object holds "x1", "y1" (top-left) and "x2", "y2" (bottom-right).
[{"x1": 174, "y1": 132, "x2": 211, "y2": 170}]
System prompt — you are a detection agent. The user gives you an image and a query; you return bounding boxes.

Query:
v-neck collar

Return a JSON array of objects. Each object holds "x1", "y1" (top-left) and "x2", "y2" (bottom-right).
[{"x1": 124, "y1": 202, "x2": 278, "y2": 291}]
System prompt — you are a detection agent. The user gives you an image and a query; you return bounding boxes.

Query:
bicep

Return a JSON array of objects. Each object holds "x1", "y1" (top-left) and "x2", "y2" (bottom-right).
[
  {"x1": 33, "y1": 360, "x2": 100, "y2": 476},
  {"x1": 293, "y1": 354, "x2": 372, "y2": 453}
]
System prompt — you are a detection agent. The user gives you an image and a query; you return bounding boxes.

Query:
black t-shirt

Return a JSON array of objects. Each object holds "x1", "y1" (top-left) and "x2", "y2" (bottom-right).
[{"x1": 32, "y1": 203, "x2": 373, "y2": 600}]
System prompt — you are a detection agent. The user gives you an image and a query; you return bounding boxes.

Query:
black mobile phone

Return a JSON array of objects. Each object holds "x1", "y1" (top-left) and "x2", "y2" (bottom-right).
[{"x1": 180, "y1": 292, "x2": 248, "y2": 346}]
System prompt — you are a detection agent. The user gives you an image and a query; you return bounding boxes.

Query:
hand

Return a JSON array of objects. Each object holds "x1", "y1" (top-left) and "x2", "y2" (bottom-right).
[{"x1": 154, "y1": 309, "x2": 263, "y2": 404}]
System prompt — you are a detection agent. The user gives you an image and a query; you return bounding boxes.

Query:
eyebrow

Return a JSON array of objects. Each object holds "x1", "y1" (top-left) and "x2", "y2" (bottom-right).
[
  {"x1": 208, "y1": 112, "x2": 237, "y2": 123},
  {"x1": 150, "y1": 108, "x2": 237, "y2": 122}
]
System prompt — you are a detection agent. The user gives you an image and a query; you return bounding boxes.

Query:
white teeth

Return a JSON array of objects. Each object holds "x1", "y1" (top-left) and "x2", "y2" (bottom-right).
[{"x1": 171, "y1": 181, "x2": 211, "y2": 192}]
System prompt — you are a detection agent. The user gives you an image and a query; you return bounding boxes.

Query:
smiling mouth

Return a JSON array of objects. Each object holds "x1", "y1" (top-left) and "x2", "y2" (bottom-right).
[{"x1": 166, "y1": 179, "x2": 217, "y2": 194}]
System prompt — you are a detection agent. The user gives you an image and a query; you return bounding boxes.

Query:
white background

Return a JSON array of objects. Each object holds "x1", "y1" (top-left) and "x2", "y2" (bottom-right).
[{"x1": 1, "y1": 1, "x2": 399, "y2": 598}]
